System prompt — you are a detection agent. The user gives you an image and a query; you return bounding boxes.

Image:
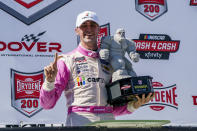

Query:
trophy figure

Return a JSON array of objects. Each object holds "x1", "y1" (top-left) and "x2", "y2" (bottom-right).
[
  {"x1": 99, "y1": 28, "x2": 153, "y2": 106},
  {"x1": 99, "y1": 28, "x2": 140, "y2": 82}
]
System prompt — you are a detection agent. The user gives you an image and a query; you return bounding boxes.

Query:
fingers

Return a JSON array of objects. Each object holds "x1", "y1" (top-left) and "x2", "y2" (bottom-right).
[
  {"x1": 150, "y1": 92, "x2": 155, "y2": 101},
  {"x1": 58, "y1": 55, "x2": 63, "y2": 60},
  {"x1": 44, "y1": 65, "x2": 52, "y2": 75},
  {"x1": 147, "y1": 92, "x2": 152, "y2": 98},
  {"x1": 135, "y1": 93, "x2": 153, "y2": 103},
  {"x1": 132, "y1": 92, "x2": 155, "y2": 109},
  {"x1": 44, "y1": 64, "x2": 57, "y2": 82},
  {"x1": 144, "y1": 93, "x2": 153, "y2": 103},
  {"x1": 54, "y1": 52, "x2": 58, "y2": 64},
  {"x1": 135, "y1": 95, "x2": 141, "y2": 101},
  {"x1": 143, "y1": 93, "x2": 155, "y2": 104},
  {"x1": 44, "y1": 67, "x2": 49, "y2": 76},
  {"x1": 53, "y1": 52, "x2": 58, "y2": 68},
  {"x1": 51, "y1": 53, "x2": 60, "y2": 72},
  {"x1": 44, "y1": 66, "x2": 51, "y2": 80},
  {"x1": 133, "y1": 95, "x2": 141, "y2": 109},
  {"x1": 43, "y1": 52, "x2": 59, "y2": 82},
  {"x1": 142, "y1": 94, "x2": 145, "y2": 103}
]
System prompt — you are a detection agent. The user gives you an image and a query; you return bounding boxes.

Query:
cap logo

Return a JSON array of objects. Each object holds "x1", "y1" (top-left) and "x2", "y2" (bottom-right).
[{"x1": 76, "y1": 11, "x2": 99, "y2": 27}]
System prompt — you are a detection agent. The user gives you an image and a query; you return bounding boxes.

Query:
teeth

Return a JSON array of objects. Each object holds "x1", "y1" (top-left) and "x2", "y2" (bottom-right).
[{"x1": 85, "y1": 33, "x2": 93, "y2": 35}]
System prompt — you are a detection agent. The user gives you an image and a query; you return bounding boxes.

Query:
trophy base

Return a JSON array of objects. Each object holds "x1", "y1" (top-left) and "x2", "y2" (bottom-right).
[
  {"x1": 111, "y1": 69, "x2": 136, "y2": 82},
  {"x1": 106, "y1": 76, "x2": 154, "y2": 106}
]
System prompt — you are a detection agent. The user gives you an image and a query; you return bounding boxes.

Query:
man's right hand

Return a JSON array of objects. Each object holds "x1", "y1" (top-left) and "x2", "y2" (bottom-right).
[{"x1": 44, "y1": 53, "x2": 58, "y2": 82}]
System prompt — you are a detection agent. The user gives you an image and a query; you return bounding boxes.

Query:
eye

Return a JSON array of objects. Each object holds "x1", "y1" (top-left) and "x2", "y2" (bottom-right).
[
  {"x1": 80, "y1": 24, "x2": 87, "y2": 28},
  {"x1": 90, "y1": 24, "x2": 97, "y2": 28}
]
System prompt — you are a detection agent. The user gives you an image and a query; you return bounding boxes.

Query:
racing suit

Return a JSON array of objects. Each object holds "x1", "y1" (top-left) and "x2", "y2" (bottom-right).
[{"x1": 39, "y1": 43, "x2": 135, "y2": 126}]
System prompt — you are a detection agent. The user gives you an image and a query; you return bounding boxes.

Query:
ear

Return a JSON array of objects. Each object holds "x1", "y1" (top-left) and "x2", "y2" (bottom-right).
[{"x1": 75, "y1": 28, "x2": 79, "y2": 35}]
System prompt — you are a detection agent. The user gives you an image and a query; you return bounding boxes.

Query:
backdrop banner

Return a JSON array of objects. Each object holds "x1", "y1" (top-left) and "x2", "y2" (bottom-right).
[{"x1": 0, "y1": 0, "x2": 197, "y2": 126}]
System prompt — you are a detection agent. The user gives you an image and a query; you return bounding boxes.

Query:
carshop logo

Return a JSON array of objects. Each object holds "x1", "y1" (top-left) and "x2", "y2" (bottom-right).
[
  {"x1": 143, "y1": 82, "x2": 178, "y2": 111},
  {"x1": 76, "y1": 76, "x2": 86, "y2": 86}
]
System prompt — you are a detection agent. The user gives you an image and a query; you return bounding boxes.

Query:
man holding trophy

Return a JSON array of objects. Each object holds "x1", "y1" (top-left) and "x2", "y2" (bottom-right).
[{"x1": 40, "y1": 11, "x2": 154, "y2": 126}]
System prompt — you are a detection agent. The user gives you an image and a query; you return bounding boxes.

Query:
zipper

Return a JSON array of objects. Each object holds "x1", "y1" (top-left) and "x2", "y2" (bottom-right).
[{"x1": 96, "y1": 58, "x2": 100, "y2": 106}]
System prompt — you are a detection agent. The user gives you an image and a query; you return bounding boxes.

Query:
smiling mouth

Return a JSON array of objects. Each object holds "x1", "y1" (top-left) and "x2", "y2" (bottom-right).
[
  {"x1": 85, "y1": 33, "x2": 93, "y2": 36},
  {"x1": 85, "y1": 34, "x2": 94, "y2": 38}
]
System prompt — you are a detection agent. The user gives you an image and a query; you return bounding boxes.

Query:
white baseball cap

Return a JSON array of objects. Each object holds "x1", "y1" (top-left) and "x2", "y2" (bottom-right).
[{"x1": 76, "y1": 11, "x2": 99, "y2": 27}]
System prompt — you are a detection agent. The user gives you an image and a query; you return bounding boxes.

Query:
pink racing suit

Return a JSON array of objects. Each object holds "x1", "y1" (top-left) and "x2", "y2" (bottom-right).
[{"x1": 39, "y1": 44, "x2": 134, "y2": 126}]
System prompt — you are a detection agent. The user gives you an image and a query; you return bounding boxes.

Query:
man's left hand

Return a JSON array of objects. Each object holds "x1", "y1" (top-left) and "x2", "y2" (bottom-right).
[{"x1": 133, "y1": 93, "x2": 154, "y2": 109}]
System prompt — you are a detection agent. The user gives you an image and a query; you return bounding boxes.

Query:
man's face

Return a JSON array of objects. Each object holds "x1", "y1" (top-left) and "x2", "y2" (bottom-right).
[{"x1": 75, "y1": 20, "x2": 100, "y2": 45}]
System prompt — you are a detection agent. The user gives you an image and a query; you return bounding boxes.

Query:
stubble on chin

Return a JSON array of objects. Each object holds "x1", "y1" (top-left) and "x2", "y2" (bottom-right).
[{"x1": 82, "y1": 38, "x2": 97, "y2": 48}]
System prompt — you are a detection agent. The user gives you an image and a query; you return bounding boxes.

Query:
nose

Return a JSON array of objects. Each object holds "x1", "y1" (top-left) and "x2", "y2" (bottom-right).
[{"x1": 86, "y1": 25, "x2": 92, "y2": 31}]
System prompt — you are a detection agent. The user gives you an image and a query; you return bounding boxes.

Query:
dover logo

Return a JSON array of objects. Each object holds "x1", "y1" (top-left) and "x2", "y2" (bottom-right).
[
  {"x1": 0, "y1": 31, "x2": 62, "y2": 57},
  {"x1": 143, "y1": 82, "x2": 178, "y2": 111},
  {"x1": 135, "y1": 0, "x2": 167, "y2": 21},
  {"x1": 190, "y1": 0, "x2": 197, "y2": 6},
  {"x1": 0, "y1": 0, "x2": 71, "y2": 25},
  {"x1": 11, "y1": 69, "x2": 44, "y2": 117},
  {"x1": 133, "y1": 34, "x2": 180, "y2": 59}
]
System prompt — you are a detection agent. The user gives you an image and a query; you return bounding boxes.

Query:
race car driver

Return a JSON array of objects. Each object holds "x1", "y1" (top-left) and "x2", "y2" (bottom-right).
[{"x1": 39, "y1": 11, "x2": 154, "y2": 126}]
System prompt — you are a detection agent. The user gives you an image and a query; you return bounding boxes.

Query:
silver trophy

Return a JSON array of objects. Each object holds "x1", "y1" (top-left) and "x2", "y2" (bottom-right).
[
  {"x1": 99, "y1": 28, "x2": 139, "y2": 82},
  {"x1": 99, "y1": 28, "x2": 153, "y2": 106}
]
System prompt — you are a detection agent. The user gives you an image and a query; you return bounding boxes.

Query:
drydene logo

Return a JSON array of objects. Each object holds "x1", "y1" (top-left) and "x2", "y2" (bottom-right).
[
  {"x1": 11, "y1": 69, "x2": 44, "y2": 117},
  {"x1": 135, "y1": 0, "x2": 168, "y2": 21},
  {"x1": 77, "y1": 76, "x2": 86, "y2": 86},
  {"x1": 77, "y1": 23, "x2": 110, "y2": 47},
  {"x1": 0, "y1": 31, "x2": 62, "y2": 58},
  {"x1": 143, "y1": 82, "x2": 178, "y2": 111},
  {"x1": 133, "y1": 34, "x2": 180, "y2": 59},
  {"x1": 0, "y1": 0, "x2": 71, "y2": 25}
]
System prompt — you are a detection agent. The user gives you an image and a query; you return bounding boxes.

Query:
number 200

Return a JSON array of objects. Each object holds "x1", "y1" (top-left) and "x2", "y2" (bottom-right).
[
  {"x1": 144, "y1": 5, "x2": 160, "y2": 13},
  {"x1": 21, "y1": 100, "x2": 38, "y2": 108}
]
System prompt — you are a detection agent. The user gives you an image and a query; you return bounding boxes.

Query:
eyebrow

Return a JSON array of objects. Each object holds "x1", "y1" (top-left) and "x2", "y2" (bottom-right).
[{"x1": 83, "y1": 21, "x2": 98, "y2": 25}]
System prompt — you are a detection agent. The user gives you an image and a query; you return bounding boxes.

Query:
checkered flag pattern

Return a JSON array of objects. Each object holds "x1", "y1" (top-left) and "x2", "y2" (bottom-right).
[{"x1": 21, "y1": 31, "x2": 46, "y2": 43}]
